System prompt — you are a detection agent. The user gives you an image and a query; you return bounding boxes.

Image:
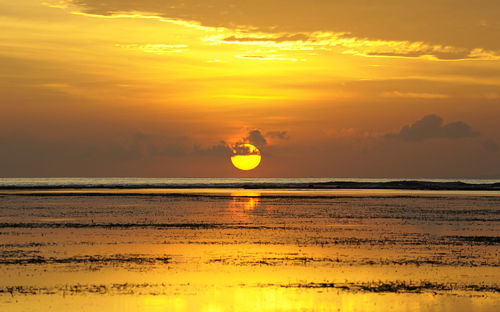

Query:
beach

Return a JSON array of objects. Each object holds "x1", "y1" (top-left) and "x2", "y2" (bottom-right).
[{"x1": 0, "y1": 179, "x2": 499, "y2": 311}]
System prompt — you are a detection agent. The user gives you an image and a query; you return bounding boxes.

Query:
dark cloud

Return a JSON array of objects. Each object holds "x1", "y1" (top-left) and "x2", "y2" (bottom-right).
[
  {"x1": 483, "y1": 139, "x2": 499, "y2": 152},
  {"x1": 192, "y1": 129, "x2": 287, "y2": 158},
  {"x1": 231, "y1": 143, "x2": 260, "y2": 156},
  {"x1": 0, "y1": 132, "x2": 188, "y2": 176},
  {"x1": 266, "y1": 131, "x2": 289, "y2": 140},
  {"x1": 192, "y1": 141, "x2": 231, "y2": 157},
  {"x1": 129, "y1": 132, "x2": 187, "y2": 157},
  {"x1": 245, "y1": 130, "x2": 267, "y2": 147},
  {"x1": 386, "y1": 114, "x2": 480, "y2": 142}
]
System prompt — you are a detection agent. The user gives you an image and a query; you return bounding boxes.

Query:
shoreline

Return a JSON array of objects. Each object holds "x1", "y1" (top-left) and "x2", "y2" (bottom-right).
[{"x1": 1, "y1": 181, "x2": 500, "y2": 191}]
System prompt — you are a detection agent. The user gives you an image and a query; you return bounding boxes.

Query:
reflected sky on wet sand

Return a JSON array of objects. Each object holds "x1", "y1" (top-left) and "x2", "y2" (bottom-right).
[{"x1": 0, "y1": 192, "x2": 499, "y2": 311}]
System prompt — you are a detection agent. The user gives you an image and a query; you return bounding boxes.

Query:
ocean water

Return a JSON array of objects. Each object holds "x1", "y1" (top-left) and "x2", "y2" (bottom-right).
[{"x1": 0, "y1": 178, "x2": 499, "y2": 311}]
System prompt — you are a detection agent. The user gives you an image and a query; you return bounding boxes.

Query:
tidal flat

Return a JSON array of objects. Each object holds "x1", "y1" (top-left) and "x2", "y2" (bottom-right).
[{"x1": 0, "y1": 190, "x2": 499, "y2": 311}]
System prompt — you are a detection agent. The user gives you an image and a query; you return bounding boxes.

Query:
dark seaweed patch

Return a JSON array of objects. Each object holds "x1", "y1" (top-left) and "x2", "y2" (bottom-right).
[
  {"x1": 0, "y1": 222, "x2": 290, "y2": 230},
  {"x1": 1, "y1": 281, "x2": 498, "y2": 297},
  {"x1": 281, "y1": 281, "x2": 500, "y2": 293},
  {"x1": 448, "y1": 236, "x2": 500, "y2": 245},
  {"x1": 207, "y1": 255, "x2": 499, "y2": 267},
  {"x1": 0, "y1": 254, "x2": 171, "y2": 265},
  {"x1": 0, "y1": 242, "x2": 52, "y2": 248}
]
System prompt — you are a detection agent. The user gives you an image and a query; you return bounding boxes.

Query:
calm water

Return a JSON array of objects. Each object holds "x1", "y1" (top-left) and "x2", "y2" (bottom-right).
[{"x1": 0, "y1": 182, "x2": 499, "y2": 311}]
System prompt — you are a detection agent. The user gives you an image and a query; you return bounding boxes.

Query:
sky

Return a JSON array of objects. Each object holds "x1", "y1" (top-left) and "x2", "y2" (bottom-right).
[{"x1": 1, "y1": 0, "x2": 499, "y2": 178}]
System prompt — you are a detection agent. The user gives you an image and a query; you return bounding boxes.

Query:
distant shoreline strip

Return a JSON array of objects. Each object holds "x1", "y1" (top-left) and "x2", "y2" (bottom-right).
[{"x1": 0, "y1": 180, "x2": 499, "y2": 191}]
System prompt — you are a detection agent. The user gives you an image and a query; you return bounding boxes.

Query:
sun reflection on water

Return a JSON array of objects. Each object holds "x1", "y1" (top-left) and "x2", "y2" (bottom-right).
[
  {"x1": 231, "y1": 192, "x2": 261, "y2": 209},
  {"x1": 227, "y1": 192, "x2": 262, "y2": 221}
]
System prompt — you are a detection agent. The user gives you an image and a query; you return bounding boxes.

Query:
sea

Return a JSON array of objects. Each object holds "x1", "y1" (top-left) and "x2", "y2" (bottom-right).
[{"x1": 0, "y1": 178, "x2": 499, "y2": 311}]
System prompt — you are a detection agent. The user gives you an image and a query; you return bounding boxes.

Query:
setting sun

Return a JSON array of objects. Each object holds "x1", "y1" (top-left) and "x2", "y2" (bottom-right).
[{"x1": 231, "y1": 143, "x2": 261, "y2": 171}]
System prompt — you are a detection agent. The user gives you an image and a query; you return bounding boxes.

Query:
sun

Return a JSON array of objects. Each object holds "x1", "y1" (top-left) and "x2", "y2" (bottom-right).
[{"x1": 231, "y1": 143, "x2": 261, "y2": 171}]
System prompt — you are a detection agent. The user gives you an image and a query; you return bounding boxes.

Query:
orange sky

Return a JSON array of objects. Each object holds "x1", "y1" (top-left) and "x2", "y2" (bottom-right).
[{"x1": 1, "y1": 0, "x2": 499, "y2": 177}]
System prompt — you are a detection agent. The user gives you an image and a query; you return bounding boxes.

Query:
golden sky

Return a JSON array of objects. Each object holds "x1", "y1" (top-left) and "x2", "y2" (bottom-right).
[{"x1": 1, "y1": 0, "x2": 499, "y2": 177}]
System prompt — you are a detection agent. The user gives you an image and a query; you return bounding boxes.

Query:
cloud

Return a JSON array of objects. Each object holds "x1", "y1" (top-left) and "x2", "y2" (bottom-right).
[
  {"x1": 193, "y1": 129, "x2": 288, "y2": 157},
  {"x1": 193, "y1": 141, "x2": 259, "y2": 157},
  {"x1": 483, "y1": 139, "x2": 499, "y2": 152},
  {"x1": 208, "y1": 31, "x2": 497, "y2": 61},
  {"x1": 266, "y1": 131, "x2": 289, "y2": 140},
  {"x1": 245, "y1": 130, "x2": 267, "y2": 147},
  {"x1": 63, "y1": 1, "x2": 500, "y2": 61},
  {"x1": 116, "y1": 44, "x2": 187, "y2": 54},
  {"x1": 231, "y1": 143, "x2": 260, "y2": 155},
  {"x1": 340, "y1": 40, "x2": 485, "y2": 61},
  {"x1": 236, "y1": 55, "x2": 300, "y2": 61},
  {"x1": 223, "y1": 34, "x2": 310, "y2": 43},
  {"x1": 71, "y1": 0, "x2": 500, "y2": 53},
  {"x1": 192, "y1": 141, "x2": 231, "y2": 157},
  {"x1": 386, "y1": 114, "x2": 480, "y2": 142},
  {"x1": 381, "y1": 92, "x2": 449, "y2": 99},
  {"x1": 0, "y1": 131, "x2": 190, "y2": 176},
  {"x1": 129, "y1": 132, "x2": 187, "y2": 157}
]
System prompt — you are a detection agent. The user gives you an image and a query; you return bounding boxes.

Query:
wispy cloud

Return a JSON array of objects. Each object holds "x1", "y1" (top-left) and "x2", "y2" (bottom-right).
[
  {"x1": 209, "y1": 31, "x2": 500, "y2": 61},
  {"x1": 42, "y1": 1, "x2": 70, "y2": 9},
  {"x1": 70, "y1": 10, "x2": 213, "y2": 31},
  {"x1": 236, "y1": 55, "x2": 301, "y2": 61},
  {"x1": 381, "y1": 91, "x2": 449, "y2": 99},
  {"x1": 116, "y1": 44, "x2": 188, "y2": 54}
]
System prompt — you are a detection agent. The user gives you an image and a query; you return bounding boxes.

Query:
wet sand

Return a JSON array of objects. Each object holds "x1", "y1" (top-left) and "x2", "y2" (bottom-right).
[{"x1": 0, "y1": 191, "x2": 499, "y2": 311}]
